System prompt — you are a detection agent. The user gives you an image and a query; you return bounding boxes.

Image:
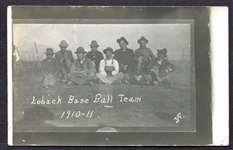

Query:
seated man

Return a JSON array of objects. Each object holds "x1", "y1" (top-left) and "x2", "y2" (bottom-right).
[
  {"x1": 55, "y1": 40, "x2": 74, "y2": 83},
  {"x1": 135, "y1": 36, "x2": 155, "y2": 68},
  {"x1": 96, "y1": 47, "x2": 124, "y2": 84},
  {"x1": 147, "y1": 48, "x2": 175, "y2": 87},
  {"x1": 124, "y1": 51, "x2": 152, "y2": 85},
  {"x1": 113, "y1": 37, "x2": 134, "y2": 73},
  {"x1": 41, "y1": 48, "x2": 60, "y2": 88},
  {"x1": 85, "y1": 40, "x2": 104, "y2": 73},
  {"x1": 67, "y1": 47, "x2": 95, "y2": 86}
]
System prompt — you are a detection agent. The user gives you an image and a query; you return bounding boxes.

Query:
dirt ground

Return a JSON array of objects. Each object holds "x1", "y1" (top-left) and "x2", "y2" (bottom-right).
[{"x1": 12, "y1": 60, "x2": 195, "y2": 132}]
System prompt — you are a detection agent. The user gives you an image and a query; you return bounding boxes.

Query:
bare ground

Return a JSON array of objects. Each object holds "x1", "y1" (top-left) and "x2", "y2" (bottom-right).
[{"x1": 12, "y1": 60, "x2": 195, "y2": 132}]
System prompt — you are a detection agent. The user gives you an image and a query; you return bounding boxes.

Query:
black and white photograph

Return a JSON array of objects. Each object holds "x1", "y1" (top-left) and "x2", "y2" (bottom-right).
[
  {"x1": 11, "y1": 19, "x2": 195, "y2": 133},
  {"x1": 7, "y1": 6, "x2": 228, "y2": 146}
]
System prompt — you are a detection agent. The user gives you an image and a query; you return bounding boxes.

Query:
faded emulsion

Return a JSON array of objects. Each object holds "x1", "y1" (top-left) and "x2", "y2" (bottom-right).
[{"x1": 9, "y1": 6, "x2": 212, "y2": 146}]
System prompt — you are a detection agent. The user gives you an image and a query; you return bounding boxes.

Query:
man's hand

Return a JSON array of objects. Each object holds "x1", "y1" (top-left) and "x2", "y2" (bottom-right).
[{"x1": 120, "y1": 63, "x2": 128, "y2": 71}]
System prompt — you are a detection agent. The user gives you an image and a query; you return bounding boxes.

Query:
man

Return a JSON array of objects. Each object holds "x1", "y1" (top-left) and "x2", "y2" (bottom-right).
[
  {"x1": 85, "y1": 40, "x2": 104, "y2": 72},
  {"x1": 147, "y1": 48, "x2": 175, "y2": 87},
  {"x1": 67, "y1": 47, "x2": 95, "y2": 86},
  {"x1": 135, "y1": 36, "x2": 155, "y2": 68},
  {"x1": 124, "y1": 51, "x2": 152, "y2": 85},
  {"x1": 96, "y1": 47, "x2": 124, "y2": 84},
  {"x1": 41, "y1": 48, "x2": 60, "y2": 88},
  {"x1": 55, "y1": 40, "x2": 74, "y2": 83},
  {"x1": 113, "y1": 37, "x2": 134, "y2": 73}
]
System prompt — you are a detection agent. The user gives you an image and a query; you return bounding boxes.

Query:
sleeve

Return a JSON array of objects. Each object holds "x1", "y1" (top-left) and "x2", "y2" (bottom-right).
[
  {"x1": 100, "y1": 53, "x2": 104, "y2": 60},
  {"x1": 112, "y1": 59, "x2": 119, "y2": 75},
  {"x1": 128, "y1": 49, "x2": 135, "y2": 66},
  {"x1": 147, "y1": 58, "x2": 155, "y2": 71},
  {"x1": 51, "y1": 59, "x2": 60, "y2": 77},
  {"x1": 166, "y1": 59, "x2": 176, "y2": 72},
  {"x1": 125, "y1": 63, "x2": 133, "y2": 75},
  {"x1": 99, "y1": 59, "x2": 107, "y2": 76},
  {"x1": 41, "y1": 60, "x2": 48, "y2": 78},
  {"x1": 85, "y1": 52, "x2": 91, "y2": 60},
  {"x1": 83, "y1": 59, "x2": 95, "y2": 74},
  {"x1": 54, "y1": 53, "x2": 60, "y2": 63},
  {"x1": 148, "y1": 48, "x2": 155, "y2": 60},
  {"x1": 113, "y1": 50, "x2": 119, "y2": 61},
  {"x1": 69, "y1": 51, "x2": 74, "y2": 63},
  {"x1": 70, "y1": 62, "x2": 78, "y2": 74}
]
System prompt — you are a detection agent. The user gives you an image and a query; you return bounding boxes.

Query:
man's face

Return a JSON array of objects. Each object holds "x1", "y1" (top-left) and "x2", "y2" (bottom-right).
[
  {"x1": 77, "y1": 53, "x2": 85, "y2": 60},
  {"x1": 157, "y1": 53, "x2": 165, "y2": 60},
  {"x1": 46, "y1": 54, "x2": 53, "y2": 60},
  {"x1": 119, "y1": 41, "x2": 127, "y2": 49},
  {"x1": 105, "y1": 51, "x2": 113, "y2": 59},
  {"x1": 91, "y1": 46, "x2": 98, "y2": 51},
  {"x1": 139, "y1": 41, "x2": 147, "y2": 47},
  {"x1": 60, "y1": 46, "x2": 67, "y2": 51}
]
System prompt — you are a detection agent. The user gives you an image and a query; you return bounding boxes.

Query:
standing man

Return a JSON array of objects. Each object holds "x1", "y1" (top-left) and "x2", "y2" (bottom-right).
[
  {"x1": 67, "y1": 47, "x2": 95, "y2": 86},
  {"x1": 147, "y1": 48, "x2": 175, "y2": 87},
  {"x1": 113, "y1": 37, "x2": 134, "y2": 73},
  {"x1": 55, "y1": 40, "x2": 74, "y2": 83},
  {"x1": 96, "y1": 47, "x2": 124, "y2": 84},
  {"x1": 41, "y1": 48, "x2": 60, "y2": 88},
  {"x1": 135, "y1": 36, "x2": 155, "y2": 68},
  {"x1": 124, "y1": 51, "x2": 152, "y2": 85},
  {"x1": 86, "y1": 40, "x2": 104, "y2": 72}
]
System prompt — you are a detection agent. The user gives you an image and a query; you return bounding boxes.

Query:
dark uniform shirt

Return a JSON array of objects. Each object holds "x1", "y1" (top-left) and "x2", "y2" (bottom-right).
[
  {"x1": 86, "y1": 50, "x2": 104, "y2": 72},
  {"x1": 147, "y1": 57, "x2": 175, "y2": 77},
  {"x1": 113, "y1": 48, "x2": 134, "y2": 66},
  {"x1": 41, "y1": 57, "x2": 60, "y2": 78},
  {"x1": 125, "y1": 60, "x2": 148, "y2": 76}
]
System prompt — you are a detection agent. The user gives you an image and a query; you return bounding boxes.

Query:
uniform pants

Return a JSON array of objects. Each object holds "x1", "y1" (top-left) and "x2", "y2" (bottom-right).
[
  {"x1": 150, "y1": 71, "x2": 171, "y2": 83},
  {"x1": 43, "y1": 75, "x2": 57, "y2": 87},
  {"x1": 68, "y1": 72, "x2": 95, "y2": 85},
  {"x1": 124, "y1": 74, "x2": 152, "y2": 84},
  {"x1": 60, "y1": 60, "x2": 72, "y2": 80},
  {"x1": 96, "y1": 72, "x2": 124, "y2": 84}
]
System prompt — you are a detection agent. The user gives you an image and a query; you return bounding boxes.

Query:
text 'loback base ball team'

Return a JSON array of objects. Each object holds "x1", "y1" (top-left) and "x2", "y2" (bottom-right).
[{"x1": 41, "y1": 37, "x2": 175, "y2": 88}]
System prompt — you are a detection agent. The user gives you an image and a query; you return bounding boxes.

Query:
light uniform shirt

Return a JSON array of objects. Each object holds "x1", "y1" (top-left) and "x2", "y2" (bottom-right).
[{"x1": 99, "y1": 59, "x2": 119, "y2": 76}]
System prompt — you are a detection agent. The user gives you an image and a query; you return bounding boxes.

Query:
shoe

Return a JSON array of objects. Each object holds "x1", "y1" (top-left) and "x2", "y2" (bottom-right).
[
  {"x1": 89, "y1": 81, "x2": 94, "y2": 86},
  {"x1": 153, "y1": 81, "x2": 160, "y2": 86},
  {"x1": 124, "y1": 80, "x2": 130, "y2": 84},
  {"x1": 99, "y1": 80, "x2": 103, "y2": 84},
  {"x1": 165, "y1": 82, "x2": 172, "y2": 88},
  {"x1": 67, "y1": 81, "x2": 73, "y2": 86},
  {"x1": 62, "y1": 79, "x2": 68, "y2": 83}
]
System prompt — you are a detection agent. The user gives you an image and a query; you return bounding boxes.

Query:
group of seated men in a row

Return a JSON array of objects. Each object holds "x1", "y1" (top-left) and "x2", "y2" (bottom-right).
[{"x1": 41, "y1": 36, "x2": 175, "y2": 88}]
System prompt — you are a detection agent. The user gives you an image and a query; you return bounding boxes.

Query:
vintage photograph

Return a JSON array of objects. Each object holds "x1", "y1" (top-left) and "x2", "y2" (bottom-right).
[{"x1": 11, "y1": 20, "x2": 195, "y2": 133}]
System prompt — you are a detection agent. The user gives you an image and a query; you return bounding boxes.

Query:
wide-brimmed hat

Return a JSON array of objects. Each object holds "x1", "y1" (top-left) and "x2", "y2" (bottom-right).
[
  {"x1": 89, "y1": 40, "x2": 99, "y2": 47},
  {"x1": 133, "y1": 51, "x2": 145, "y2": 57},
  {"x1": 116, "y1": 37, "x2": 129, "y2": 45},
  {"x1": 137, "y1": 36, "x2": 148, "y2": 44},
  {"x1": 75, "y1": 47, "x2": 87, "y2": 54},
  {"x1": 103, "y1": 47, "x2": 114, "y2": 54},
  {"x1": 45, "y1": 48, "x2": 54, "y2": 55},
  {"x1": 157, "y1": 48, "x2": 167, "y2": 57},
  {"x1": 59, "y1": 40, "x2": 69, "y2": 47}
]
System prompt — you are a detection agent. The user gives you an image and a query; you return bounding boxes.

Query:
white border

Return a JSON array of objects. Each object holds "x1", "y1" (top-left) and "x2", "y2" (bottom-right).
[
  {"x1": 7, "y1": 6, "x2": 13, "y2": 146},
  {"x1": 210, "y1": 7, "x2": 229, "y2": 146},
  {"x1": 7, "y1": 6, "x2": 229, "y2": 146}
]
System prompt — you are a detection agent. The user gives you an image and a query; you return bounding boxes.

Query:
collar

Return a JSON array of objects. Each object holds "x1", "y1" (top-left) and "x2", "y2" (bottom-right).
[
  {"x1": 78, "y1": 57, "x2": 86, "y2": 64},
  {"x1": 139, "y1": 46, "x2": 147, "y2": 49},
  {"x1": 121, "y1": 47, "x2": 128, "y2": 52},
  {"x1": 47, "y1": 58, "x2": 53, "y2": 61}
]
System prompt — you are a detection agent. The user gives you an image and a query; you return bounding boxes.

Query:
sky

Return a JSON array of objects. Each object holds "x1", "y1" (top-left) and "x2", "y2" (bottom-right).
[{"x1": 13, "y1": 24, "x2": 191, "y2": 61}]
